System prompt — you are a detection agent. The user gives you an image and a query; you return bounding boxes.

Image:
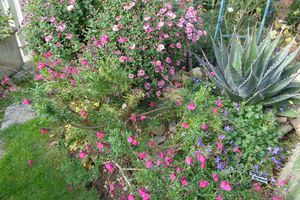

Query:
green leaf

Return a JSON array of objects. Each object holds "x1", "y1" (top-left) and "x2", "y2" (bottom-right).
[
  {"x1": 277, "y1": 108, "x2": 300, "y2": 118},
  {"x1": 263, "y1": 94, "x2": 299, "y2": 106}
]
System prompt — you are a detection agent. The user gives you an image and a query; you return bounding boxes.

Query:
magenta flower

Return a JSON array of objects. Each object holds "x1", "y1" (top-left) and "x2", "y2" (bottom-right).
[
  {"x1": 217, "y1": 142, "x2": 223, "y2": 151},
  {"x1": 148, "y1": 140, "x2": 155, "y2": 147},
  {"x1": 199, "y1": 180, "x2": 209, "y2": 188},
  {"x1": 96, "y1": 131, "x2": 104, "y2": 139},
  {"x1": 118, "y1": 36, "x2": 128, "y2": 43},
  {"x1": 177, "y1": 101, "x2": 182, "y2": 106},
  {"x1": 138, "y1": 152, "x2": 147, "y2": 160},
  {"x1": 170, "y1": 173, "x2": 176, "y2": 181},
  {"x1": 127, "y1": 136, "x2": 134, "y2": 143},
  {"x1": 22, "y1": 98, "x2": 32, "y2": 105},
  {"x1": 66, "y1": 33, "x2": 73, "y2": 39},
  {"x1": 140, "y1": 115, "x2": 147, "y2": 122},
  {"x1": 79, "y1": 151, "x2": 87, "y2": 159},
  {"x1": 201, "y1": 123, "x2": 208, "y2": 131},
  {"x1": 97, "y1": 142, "x2": 104, "y2": 149},
  {"x1": 138, "y1": 188, "x2": 150, "y2": 200},
  {"x1": 27, "y1": 160, "x2": 33, "y2": 167},
  {"x1": 40, "y1": 128, "x2": 49, "y2": 134},
  {"x1": 212, "y1": 173, "x2": 220, "y2": 182},
  {"x1": 128, "y1": 194, "x2": 135, "y2": 200},
  {"x1": 187, "y1": 102, "x2": 196, "y2": 110},
  {"x1": 132, "y1": 139, "x2": 138, "y2": 146},
  {"x1": 145, "y1": 160, "x2": 153, "y2": 168},
  {"x1": 79, "y1": 109, "x2": 87, "y2": 118},
  {"x1": 105, "y1": 163, "x2": 114, "y2": 173},
  {"x1": 197, "y1": 155, "x2": 206, "y2": 163},
  {"x1": 180, "y1": 177, "x2": 189, "y2": 186},
  {"x1": 217, "y1": 195, "x2": 223, "y2": 200},
  {"x1": 131, "y1": 114, "x2": 137, "y2": 123},
  {"x1": 44, "y1": 35, "x2": 52, "y2": 42},
  {"x1": 220, "y1": 181, "x2": 232, "y2": 191},
  {"x1": 181, "y1": 122, "x2": 189, "y2": 129},
  {"x1": 185, "y1": 156, "x2": 194, "y2": 165},
  {"x1": 37, "y1": 62, "x2": 45, "y2": 70},
  {"x1": 45, "y1": 51, "x2": 52, "y2": 58},
  {"x1": 35, "y1": 74, "x2": 43, "y2": 81}
]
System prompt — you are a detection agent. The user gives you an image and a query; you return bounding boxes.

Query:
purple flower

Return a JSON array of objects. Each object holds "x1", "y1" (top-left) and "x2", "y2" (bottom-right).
[
  {"x1": 224, "y1": 126, "x2": 234, "y2": 132},
  {"x1": 223, "y1": 110, "x2": 229, "y2": 117},
  {"x1": 218, "y1": 134, "x2": 226, "y2": 140},
  {"x1": 197, "y1": 138, "x2": 203, "y2": 147}
]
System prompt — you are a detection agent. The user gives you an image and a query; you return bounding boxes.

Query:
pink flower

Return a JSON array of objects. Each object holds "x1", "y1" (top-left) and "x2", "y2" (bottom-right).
[
  {"x1": 148, "y1": 140, "x2": 155, "y2": 147},
  {"x1": 197, "y1": 155, "x2": 206, "y2": 163},
  {"x1": 97, "y1": 142, "x2": 104, "y2": 149},
  {"x1": 116, "y1": 16, "x2": 122, "y2": 21},
  {"x1": 45, "y1": 51, "x2": 52, "y2": 58},
  {"x1": 81, "y1": 59, "x2": 88, "y2": 66},
  {"x1": 199, "y1": 180, "x2": 209, "y2": 188},
  {"x1": 140, "y1": 115, "x2": 147, "y2": 121},
  {"x1": 144, "y1": 83, "x2": 151, "y2": 90},
  {"x1": 212, "y1": 173, "x2": 220, "y2": 182},
  {"x1": 22, "y1": 98, "x2": 32, "y2": 105},
  {"x1": 185, "y1": 156, "x2": 193, "y2": 165},
  {"x1": 120, "y1": 56, "x2": 128, "y2": 62},
  {"x1": 27, "y1": 160, "x2": 33, "y2": 167},
  {"x1": 38, "y1": 62, "x2": 45, "y2": 70},
  {"x1": 127, "y1": 136, "x2": 134, "y2": 143},
  {"x1": 165, "y1": 57, "x2": 172, "y2": 63},
  {"x1": 139, "y1": 152, "x2": 147, "y2": 160},
  {"x1": 253, "y1": 182, "x2": 262, "y2": 192},
  {"x1": 201, "y1": 123, "x2": 208, "y2": 131},
  {"x1": 180, "y1": 177, "x2": 189, "y2": 186},
  {"x1": 278, "y1": 180, "x2": 287, "y2": 187},
  {"x1": 187, "y1": 102, "x2": 196, "y2": 110},
  {"x1": 157, "y1": 44, "x2": 165, "y2": 52},
  {"x1": 128, "y1": 73, "x2": 134, "y2": 79},
  {"x1": 181, "y1": 122, "x2": 189, "y2": 129},
  {"x1": 118, "y1": 36, "x2": 128, "y2": 43},
  {"x1": 217, "y1": 195, "x2": 223, "y2": 200},
  {"x1": 79, "y1": 151, "x2": 87, "y2": 159},
  {"x1": 149, "y1": 102, "x2": 155, "y2": 108},
  {"x1": 217, "y1": 142, "x2": 223, "y2": 150},
  {"x1": 132, "y1": 139, "x2": 139, "y2": 146},
  {"x1": 105, "y1": 163, "x2": 114, "y2": 173},
  {"x1": 129, "y1": 44, "x2": 136, "y2": 50},
  {"x1": 45, "y1": 35, "x2": 52, "y2": 42},
  {"x1": 35, "y1": 74, "x2": 43, "y2": 81},
  {"x1": 66, "y1": 33, "x2": 73, "y2": 39},
  {"x1": 131, "y1": 114, "x2": 137, "y2": 123},
  {"x1": 220, "y1": 181, "x2": 232, "y2": 191},
  {"x1": 112, "y1": 24, "x2": 120, "y2": 31},
  {"x1": 177, "y1": 101, "x2": 182, "y2": 106},
  {"x1": 145, "y1": 160, "x2": 153, "y2": 168},
  {"x1": 176, "y1": 43, "x2": 182, "y2": 49},
  {"x1": 40, "y1": 128, "x2": 49, "y2": 134},
  {"x1": 138, "y1": 188, "x2": 150, "y2": 200},
  {"x1": 128, "y1": 194, "x2": 135, "y2": 200},
  {"x1": 170, "y1": 173, "x2": 176, "y2": 181},
  {"x1": 80, "y1": 109, "x2": 87, "y2": 118},
  {"x1": 97, "y1": 131, "x2": 104, "y2": 139}
]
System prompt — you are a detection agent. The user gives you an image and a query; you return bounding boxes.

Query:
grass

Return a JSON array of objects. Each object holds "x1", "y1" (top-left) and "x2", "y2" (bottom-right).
[{"x1": 0, "y1": 119, "x2": 99, "y2": 200}]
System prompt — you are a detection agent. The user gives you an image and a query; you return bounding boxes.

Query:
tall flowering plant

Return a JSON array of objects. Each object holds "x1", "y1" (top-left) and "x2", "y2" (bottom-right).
[{"x1": 83, "y1": 0, "x2": 206, "y2": 98}]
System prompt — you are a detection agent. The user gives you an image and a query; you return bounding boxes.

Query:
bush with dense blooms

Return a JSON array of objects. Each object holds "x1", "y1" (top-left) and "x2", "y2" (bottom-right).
[{"x1": 22, "y1": 0, "x2": 293, "y2": 199}]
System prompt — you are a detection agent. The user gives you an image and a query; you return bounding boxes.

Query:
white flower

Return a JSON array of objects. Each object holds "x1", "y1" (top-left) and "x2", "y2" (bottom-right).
[
  {"x1": 67, "y1": 5, "x2": 74, "y2": 11},
  {"x1": 156, "y1": 44, "x2": 165, "y2": 52},
  {"x1": 227, "y1": 7, "x2": 234, "y2": 13}
]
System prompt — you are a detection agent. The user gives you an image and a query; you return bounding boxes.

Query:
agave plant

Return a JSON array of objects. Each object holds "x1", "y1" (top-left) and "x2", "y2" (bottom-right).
[{"x1": 202, "y1": 32, "x2": 300, "y2": 106}]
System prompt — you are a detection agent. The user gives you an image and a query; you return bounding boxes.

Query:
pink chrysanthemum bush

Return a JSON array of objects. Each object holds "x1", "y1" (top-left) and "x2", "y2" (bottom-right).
[{"x1": 82, "y1": 0, "x2": 206, "y2": 97}]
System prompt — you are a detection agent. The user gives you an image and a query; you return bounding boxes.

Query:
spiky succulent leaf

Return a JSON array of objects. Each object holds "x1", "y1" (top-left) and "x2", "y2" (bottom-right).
[
  {"x1": 263, "y1": 94, "x2": 300, "y2": 106},
  {"x1": 229, "y1": 36, "x2": 243, "y2": 74}
]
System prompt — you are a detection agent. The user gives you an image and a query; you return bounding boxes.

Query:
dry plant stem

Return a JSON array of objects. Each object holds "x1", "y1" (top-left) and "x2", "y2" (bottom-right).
[{"x1": 104, "y1": 161, "x2": 132, "y2": 187}]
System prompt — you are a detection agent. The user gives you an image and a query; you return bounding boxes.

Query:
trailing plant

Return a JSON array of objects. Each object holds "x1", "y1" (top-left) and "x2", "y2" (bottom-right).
[{"x1": 201, "y1": 31, "x2": 300, "y2": 106}]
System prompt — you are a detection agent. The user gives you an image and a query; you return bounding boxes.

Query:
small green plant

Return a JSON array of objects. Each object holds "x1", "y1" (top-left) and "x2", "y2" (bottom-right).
[
  {"x1": 0, "y1": 10, "x2": 12, "y2": 41},
  {"x1": 203, "y1": 31, "x2": 300, "y2": 106}
]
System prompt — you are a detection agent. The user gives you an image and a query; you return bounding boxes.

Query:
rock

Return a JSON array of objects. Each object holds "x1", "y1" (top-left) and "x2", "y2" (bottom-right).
[
  {"x1": 280, "y1": 124, "x2": 294, "y2": 134},
  {"x1": 278, "y1": 117, "x2": 288, "y2": 123},
  {"x1": 153, "y1": 136, "x2": 166, "y2": 145},
  {"x1": 291, "y1": 117, "x2": 300, "y2": 136},
  {"x1": 189, "y1": 67, "x2": 204, "y2": 78},
  {"x1": 1, "y1": 103, "x2": 36, "y2": 129}
]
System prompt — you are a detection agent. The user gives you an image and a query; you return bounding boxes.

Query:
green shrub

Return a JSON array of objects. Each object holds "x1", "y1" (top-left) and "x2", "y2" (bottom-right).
[{"x1": 0, "y1": 10, "x2": 13, "y2": 41}]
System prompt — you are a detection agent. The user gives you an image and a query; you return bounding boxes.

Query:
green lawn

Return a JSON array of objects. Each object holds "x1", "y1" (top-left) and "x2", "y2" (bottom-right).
[{"x1": 0, "y1": 119, "x2": 98, "y2": 200}]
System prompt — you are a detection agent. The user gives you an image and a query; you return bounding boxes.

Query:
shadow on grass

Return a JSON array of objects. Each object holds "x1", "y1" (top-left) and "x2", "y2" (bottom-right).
[{"x1": 0, "y1": 119, "x2": 98, "y2": 200}]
